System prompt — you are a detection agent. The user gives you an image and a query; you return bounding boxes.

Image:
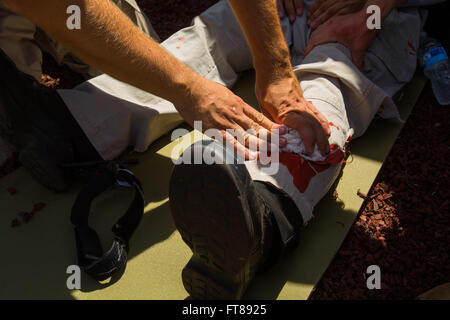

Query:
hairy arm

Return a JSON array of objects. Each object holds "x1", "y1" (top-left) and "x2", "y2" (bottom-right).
[
  {"x1": 228, "y1": 0, "x2": 331, "y2": 155},
  {"x1": 3, "y1": 0, "x2": 195, "y2": 106},
  {"x1": 227, "y1": 0, "x2": 293, "y2": 84},
  {"x1": 4, "y1": 0, "x2": 285, "y2": 158}
]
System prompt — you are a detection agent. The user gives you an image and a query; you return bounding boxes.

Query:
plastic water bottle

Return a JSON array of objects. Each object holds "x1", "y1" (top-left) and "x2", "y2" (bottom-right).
[{"x1": 419, "y1": 33, "x2": 450, "y2": 106}]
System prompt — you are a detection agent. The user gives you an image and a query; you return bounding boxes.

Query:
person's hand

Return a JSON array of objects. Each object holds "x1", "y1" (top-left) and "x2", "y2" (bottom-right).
[
  {"x1": 307, "y1": 0, "x2": 367, "y2": 29},
  {"x1": 304, "y1": 10, "x2": 377, "y2": 70},
  {"x1": 255, "y1": 73, "x2": 331, "y2": 156},
  {"x1": 176, "y1": 76, "x2": 287, "y2": 160},
  {"x1": 276, "y1": 0, "x2": 304, "y2": 23}
]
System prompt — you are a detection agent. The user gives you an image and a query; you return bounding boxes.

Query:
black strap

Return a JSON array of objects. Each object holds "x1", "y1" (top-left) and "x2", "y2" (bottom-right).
[
  {"x1": 70, "y1": 161, "x2": 144, "y2": 282},
  {"x1": 254, "y1": 181, "x2": 302, "y2": 265}
]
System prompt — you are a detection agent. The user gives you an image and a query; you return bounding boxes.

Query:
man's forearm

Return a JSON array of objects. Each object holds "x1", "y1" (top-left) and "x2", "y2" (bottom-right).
[
  {"x1": 228, "y1": 0, "x2": 331, "y2": 154},
  {"x1": 3, "y1": 0, "x2": 198, "y2": 108},
  {"x1": 227, "y1": 0, "x2": 293, "y2": 82}
]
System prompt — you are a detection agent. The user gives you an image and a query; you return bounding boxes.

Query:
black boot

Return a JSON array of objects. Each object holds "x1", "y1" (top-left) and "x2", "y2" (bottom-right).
[
  {"x1": 169, "y1": 140, "x2": 303, "y2": 299},
  {"x1": 0, "y1": 49, "x2": 101, "y2": 191}
]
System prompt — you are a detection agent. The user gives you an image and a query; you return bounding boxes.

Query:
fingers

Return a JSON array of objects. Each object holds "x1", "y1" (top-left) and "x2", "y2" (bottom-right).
[
  {"x1": 233, "y1": 114, "x2": 284, "y2": 151},
  {"x1": 334, "y1": 6, "x2": 357, "y2": 17},
  {"x1": 294, "y1": 0, "x2": 303, "y2": 16},
  {"x1": 221, "y1": 108, "x2": 329, "y2": 159},
  {"x1": 300, "y1": 125, "x2": 317, "y2": 156},
  {"x1": 243, "y1": 104, "x2": 285, "y2": 133},
  {"x1": 276, "y1": 0, "x2": 284, "y2": 18},
  {"x1": 307, "y1": 0, "x2": 325, "y2": 19},
  {"x1": 223, "y1": 130, "x2": 257, "y2": 160},
  {"x1": 307, "y1": 0, "x2": 329, "y2": 22},
  {"x1": 314, "y1": 123, "x2": 331, "y2": 156},
  {"x1": 224, "y1": 127, "x2": 281, "y2": 161},
  {"x1": 222, "y1": 103, "x2": 287, "y2": 159},
  {"x1": 282, "y1": 111, "x2": 330, "y2": 156},
  {"x1": 304, "y1": 22, "x2": 336, "y2": 57},
  {"x1": 304, "y1": 37, "x2": 318, "y2": 58},
  {"x1": 243, "y1": 105, "x2": 287, "y2": 146},
  {"x1": 309, "y1": 3, "x2": 342, "y2": 29},
  {"x1": 308, "y1": 0, "x2": 365, "y2": 28},
  {"x1": 307, "y1": 0, "x2": 322, "y2": 16},
  {"x1": 278, "y1": 0, "x2": 304, "y2": 21},
  {"x1": 283, "y1": 0, "x2": 296, "y2": 22},
  {"x1": 306, "y1": 101, "x2": 331, "y2": 136}
]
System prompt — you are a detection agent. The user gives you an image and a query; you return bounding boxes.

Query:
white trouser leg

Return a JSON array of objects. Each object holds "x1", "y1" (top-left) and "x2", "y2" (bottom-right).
[{"x1": 245, "y1": 4, "x2": 421, "y2": 224}]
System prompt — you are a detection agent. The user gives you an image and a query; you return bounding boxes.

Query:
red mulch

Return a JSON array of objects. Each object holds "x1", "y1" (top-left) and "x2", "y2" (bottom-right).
[
  {"x1": 310, "y1": 83, "x2": 450, "y2": 299},
  {"x1": 1, "y1": 0, "x2": 448, "y2": 298},
  {"x1": 137, "y1": 0, "x2": 219, "y2": 41}
]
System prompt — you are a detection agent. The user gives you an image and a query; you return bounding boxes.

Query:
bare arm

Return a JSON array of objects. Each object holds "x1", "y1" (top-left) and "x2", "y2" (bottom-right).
[
  {"x1": 3, "y1": 0, "x2": 197, "y2": 106},
  {"x1": 3, "y1": 0, "x2": 284, "y2": 159},
  {"x1": 228, "y1": 0, "x2": 331, "y2": 155}
]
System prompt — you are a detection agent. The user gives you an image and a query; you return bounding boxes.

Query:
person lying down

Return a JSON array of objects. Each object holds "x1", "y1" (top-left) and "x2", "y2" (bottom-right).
[{"x1": 168, "y1": 0, "x2": 422, "y2": 299}]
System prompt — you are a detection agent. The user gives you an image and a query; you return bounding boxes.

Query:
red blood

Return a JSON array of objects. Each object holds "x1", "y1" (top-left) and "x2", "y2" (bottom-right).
[
  {"x1": 32, "y1": 202, "x2": 46, "y2": 212},
  {"x1": 329, "y1": 121, "x2": 340, "y2": 131},
  {"x1": 279, "y1": 145, "x2": 344, "y2": 193},
  {"x1": 7, "y1": 187, "x2": 17, "y2": 195},
  {"x1": 22, "y1": 213, "x2": 32, "y2": 223},
  {"x1": 11, "y1": 218, "x2": 21, "y2": 228},
  {"x1": 18, "y1": 211, "x2": 33, "y2": 223},
  {"x1": 0, "y1": 152, "x2": 21, "y2": 179},
  {"x1": 408, "y1": 41, "x2": 416, "y2": 52}
]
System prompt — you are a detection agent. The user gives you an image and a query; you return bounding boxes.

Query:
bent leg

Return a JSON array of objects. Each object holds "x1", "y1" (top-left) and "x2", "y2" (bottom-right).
[
  {"x1": 246, "y1": 67, "x2": 353, "y2": 224},
  {"x1": 245, "y1": 6, "x2": 422, "y2": 224}
]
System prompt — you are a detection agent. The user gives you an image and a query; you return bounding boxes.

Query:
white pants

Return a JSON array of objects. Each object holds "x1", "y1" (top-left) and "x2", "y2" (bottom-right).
[{"x1": 0, "y1": 0, "x2": 422, "y2": 223}]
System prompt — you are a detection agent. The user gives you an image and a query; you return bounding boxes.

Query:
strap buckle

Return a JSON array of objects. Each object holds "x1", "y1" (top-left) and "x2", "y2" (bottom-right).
[{"x1": 70, "y1": 161, "x2": 144, "y2": 282}]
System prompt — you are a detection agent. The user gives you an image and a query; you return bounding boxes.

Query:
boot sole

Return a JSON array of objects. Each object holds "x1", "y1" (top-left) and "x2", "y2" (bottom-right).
[{"x1": 170, "y1": 161, "x2": 263, "y2": 300}]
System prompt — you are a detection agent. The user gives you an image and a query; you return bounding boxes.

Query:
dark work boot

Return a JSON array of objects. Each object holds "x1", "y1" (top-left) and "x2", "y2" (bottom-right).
[
  {"x1": 169, "y1": 140, "x2": 303, "y2": 299},
  {"x1": 0, "y1": 49, "x2": 101, "y2": 191}
]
